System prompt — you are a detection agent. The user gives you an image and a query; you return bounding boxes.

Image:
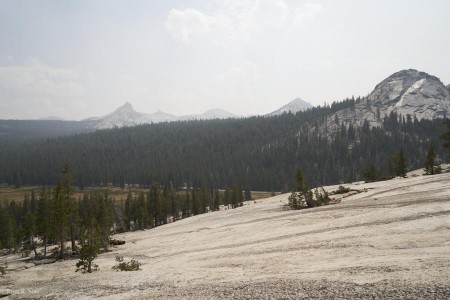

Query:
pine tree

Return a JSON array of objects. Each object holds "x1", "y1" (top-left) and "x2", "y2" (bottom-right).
[
  {"x1": 396, "y1": 148, "x2": 407, "y2": 177},
  {"x1": 61, "y1": 163, "x2": 78, "y2": 255},
  {"x1": 162, "y1": 186, "x2": 169, "y2": 224},
  {"x1": 223, "y1": 188, "x2": 230, "y2": 207},
  {"x1": 170, "y1": 186, "x2": 177, "y2": 222},
  {"x1": 36, "y1": 187, "x2": 51, "y2": 257},
  {"x1": 363, "y1": 164, "x2": 382, "y2": 182},
  {"x1": 192, "y1": 188, "x2": 199, "y2": 215},
  {"x1": 424, "y1": 142, "x2": 441, "y2": 175},
  {"x1": 289, "y1": 167, "x2": 312, "y2": 209},
  {"x1": 212, "y1": 189, "x2": 220, "y2": 211},
  {"x1": 124, "y1": 192, "x2": 132, "y2": 230},
  {"x1": 0, "y1": 204, "x2": 17, "y2": 251},
  {"x1": 442, "y1": 119, "x2": 450, "y2": 157},
  {"x1": 52, "y1": 182, "x2": 67, "y2": 260},
  {"x1": 22, "y1": 211, "x2": 37, "y2": 257},
  {"x1": 183, "y1": 189, "x2": 191, "y2": 218},
  {"x1": 387, "y1": 158, "x2": 395, "y2": 179},
  {"x1": 97, "y1": 192, "x2": 113, "y2": 250},
  {"x1": 231, "y1": 185, "x2": 244, "y2": 208},
  {"x1": 137, "y1": 192, "x2": 148, "y2": 229},
  {"x1": 76, "y1": 217, "x2": 101, "y2": 273}
]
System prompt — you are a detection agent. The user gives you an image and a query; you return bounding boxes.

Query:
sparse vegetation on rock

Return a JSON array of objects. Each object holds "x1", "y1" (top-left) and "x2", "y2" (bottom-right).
[
  {"x1": 76, "y1": 218, "x2": 102, "y2": 273},
  {"x1": 332, "y1": 185, "x2": 351, "y2": 194},
  {"x1": 289, "y1": 168, "x2": 330, "y2": 209},
  {"x1": 112, "y1": 255, "x2": 141, "y2": 271}
]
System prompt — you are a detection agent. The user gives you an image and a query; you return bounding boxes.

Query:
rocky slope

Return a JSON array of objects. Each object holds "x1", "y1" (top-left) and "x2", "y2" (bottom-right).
[
  {"x1": 90, "y1": 102, "x2": 152, "y2": 129},
  {"x1": 320, "y1": 69, "x2": 450, "y2": 134},
  {"x1": 368, "y1": 69, "x2": 450, "y2": 119},
  {"x1": 2, "y1": 167, "x2": 449, "y2": 299}
]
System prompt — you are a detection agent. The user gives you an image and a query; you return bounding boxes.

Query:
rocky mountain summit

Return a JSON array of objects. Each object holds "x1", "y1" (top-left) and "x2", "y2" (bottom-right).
[
  {"x1": 89, "y1": 103, "x2": 237, "y2": 129},
  {"x1": 321, "y1": 69, "x2": 450, "y2": 133},
  {"x1": 368, "y1": 69, "x2": 450, "y2": 120},
  {"x1": 90, "y1": 102, "x2": 151, "y2": 129},
  {"x1": 268, "y1": 98, "x2": 313, "y2": 116}
]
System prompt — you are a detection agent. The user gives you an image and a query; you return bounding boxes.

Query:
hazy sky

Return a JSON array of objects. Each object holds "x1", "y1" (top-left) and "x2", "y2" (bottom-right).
[{"x1": 1, "y1": 0, "x2": 449, "y2": 120}]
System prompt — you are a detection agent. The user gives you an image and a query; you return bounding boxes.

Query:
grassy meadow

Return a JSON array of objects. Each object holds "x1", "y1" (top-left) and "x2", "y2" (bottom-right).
[{"x1": 0, "y1": 184, "x2": 276, "y2": 206}]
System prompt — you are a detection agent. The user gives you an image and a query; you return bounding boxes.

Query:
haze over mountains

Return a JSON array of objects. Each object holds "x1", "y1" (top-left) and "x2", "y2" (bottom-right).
[
  {"x1": 87, "y1": 103, "x2": 238, "y2": 129},
  {"x1": 1, "y1": 69, "x2": 449, "y2": 137},
  {"x1": 89, "y1": 99, "x2": 316, "y2": 129},
  {"x1": 89, "y1": 69, "x2": 449, "y2": 130},
  {"x1": 1, "y1": 68, "x2": 449, "y2": 190}
]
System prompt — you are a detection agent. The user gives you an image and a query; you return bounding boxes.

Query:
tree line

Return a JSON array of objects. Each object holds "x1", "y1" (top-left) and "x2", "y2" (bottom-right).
[{"x1": 0, "y1": 164, "x2": 245, "y2": 264}]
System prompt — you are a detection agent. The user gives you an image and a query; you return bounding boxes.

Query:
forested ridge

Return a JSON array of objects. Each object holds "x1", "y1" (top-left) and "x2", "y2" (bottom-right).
[
  {"x1": 0, "y1": 99, "x2": 447, "y2": 191},
  {"x1": 0, "y1": 119, "x2": 94, "y2": 141}
]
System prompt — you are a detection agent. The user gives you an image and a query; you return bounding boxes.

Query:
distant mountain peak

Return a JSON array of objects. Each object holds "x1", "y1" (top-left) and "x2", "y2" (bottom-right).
[
  {"x1": 268, "y1": 98, "x2": 313, "y2": 116},
  {"x1": 115, "y1": 102, "x2": 134, "y2": 112},
  {"x1": 87, "y1": 102, "x2": 236, "y2": 129},
  {"x1": 38, "y1": 116, "x2": 66, "y2": 121},
  {"x1": 290, "y1": 97, "x2": 311, "y2": 106},
  {"x1": 202, "y1": 108, "x2": 235, "y2": 118}
]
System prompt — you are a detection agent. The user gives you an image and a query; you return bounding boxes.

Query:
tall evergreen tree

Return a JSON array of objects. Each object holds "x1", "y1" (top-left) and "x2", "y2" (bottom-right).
[
  {"x1": 289, "y1": 167, "x2": 313, "y2": 209},
  {"x1": 76, "y1": 217, "x2": 101, "y2": 273},
  {"x1": 97, "y1": 192, "x2": 113, "y2": 250},
  {"x1": 424, "y1": 142, "x2": 441, "y2": 175},
  {"x1": 36, "y1": 187, "x2": 52, "y2": 257},
  {"x1": 170, "y1": 186, "x2": 177, "y2": 222},
  {"x1": 51, "y1": 182, "x2": 67, "y2": 260},
  {"x1": 442, "y1": 119, "x2": 450, "y2": 157},
  {"x1": 396, "y1": 148, "x2": 407, "y2": 177},
  {"x1": 387, "y1": 158, "x2": 395, "y2": 179},
  {"x1": 296, "y1": 168, "x2": 307, "y2": 193},
  {"x1": 0, "y1": 203, "x2": 17, "y2": 251},
  {"x1": 137, "y1": 192, "x2": 148, "y2": 230},
  {"x1": 61, "y1": 164, "x2": 78, "y2": 254},
  {"x1": 22, "y1": 211, "x2": 37, "y2": 257},
  {"x1": 124, "y1": 192, "x2": 132, "y2": 230},
  {"x1": 363, "y1": 164, "x2": 382, "y2": 182}
]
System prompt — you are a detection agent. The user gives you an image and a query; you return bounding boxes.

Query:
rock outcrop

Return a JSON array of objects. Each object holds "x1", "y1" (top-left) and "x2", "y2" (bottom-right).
[{"x1": 319, "y1": 69, "x2": 450, "y2": 134}]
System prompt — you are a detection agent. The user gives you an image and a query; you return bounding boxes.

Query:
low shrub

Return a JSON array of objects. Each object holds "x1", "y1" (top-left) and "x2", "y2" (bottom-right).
[
  {"x1": 112, "y1": 256, "x2": 141, "y2": 271},
  {"x1": 333, "y1": 185, "x2": 350, "y2": 194}
]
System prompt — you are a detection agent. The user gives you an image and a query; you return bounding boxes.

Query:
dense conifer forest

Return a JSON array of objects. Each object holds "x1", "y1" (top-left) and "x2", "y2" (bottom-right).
[{"x1": 0, "y1": 99, "x2": 447, "y2": 191}]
